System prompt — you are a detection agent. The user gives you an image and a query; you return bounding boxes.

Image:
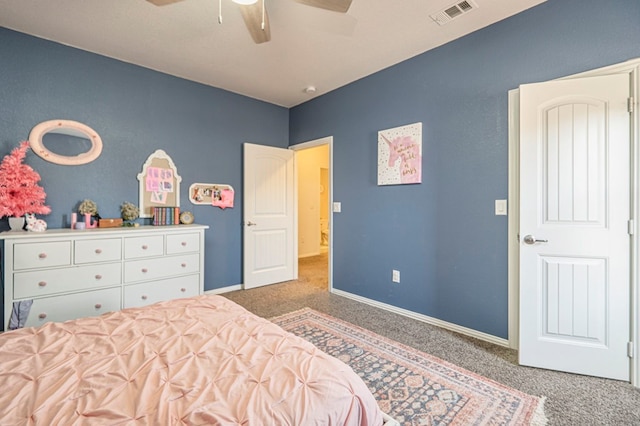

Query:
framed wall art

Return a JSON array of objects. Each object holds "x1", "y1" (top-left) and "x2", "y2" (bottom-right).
[
  {"x1": 137, "y1": 149, "x2": 181, "y2": 218},
  {"x1": 377, "y1": 122, "x2": 422, "y2": 186}
]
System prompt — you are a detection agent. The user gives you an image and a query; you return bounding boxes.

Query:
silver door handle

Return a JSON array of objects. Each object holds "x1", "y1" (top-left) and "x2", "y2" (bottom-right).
[
  {"x1": 246, "y1": 221, "x2": 257, "y2": 227},
  {"x1": 523, "y1": 234, "x2": 548, "y2": 245}
]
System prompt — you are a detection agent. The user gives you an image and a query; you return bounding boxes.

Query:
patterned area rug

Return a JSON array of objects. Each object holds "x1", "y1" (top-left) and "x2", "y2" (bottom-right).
[{"x1": 271, "y1": 308, "x2": 547, "y2": 426}]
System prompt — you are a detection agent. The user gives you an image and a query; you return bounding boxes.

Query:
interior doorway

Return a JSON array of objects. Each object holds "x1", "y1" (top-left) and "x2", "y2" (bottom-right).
[{"x1": 291, "y1": 137, "x2": 332, "y2": 291}]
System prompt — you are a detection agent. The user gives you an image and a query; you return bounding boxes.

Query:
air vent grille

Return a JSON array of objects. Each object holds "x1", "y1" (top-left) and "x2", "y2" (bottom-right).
[{"x1": 430, "y1": 0, "x2": 479, "y2": 26}]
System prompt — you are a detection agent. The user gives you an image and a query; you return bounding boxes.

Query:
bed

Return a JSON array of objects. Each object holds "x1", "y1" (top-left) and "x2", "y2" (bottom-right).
[{"x1": 0, "y1": 294, "x2": 385, "y2": 425}]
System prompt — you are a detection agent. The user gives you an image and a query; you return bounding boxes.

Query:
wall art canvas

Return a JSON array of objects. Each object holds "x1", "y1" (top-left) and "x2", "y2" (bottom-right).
[{"x1": 377, "y1": 122, "x2": 422, "y2": 186}]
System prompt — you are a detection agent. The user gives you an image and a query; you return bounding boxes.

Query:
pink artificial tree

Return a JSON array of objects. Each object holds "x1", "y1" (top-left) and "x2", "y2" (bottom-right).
[{"x1": 0, "y1": 141, "x2": 51, "y2": 218}]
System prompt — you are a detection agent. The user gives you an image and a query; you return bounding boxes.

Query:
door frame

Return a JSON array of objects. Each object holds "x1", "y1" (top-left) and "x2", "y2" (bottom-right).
[
  {"x1": 507, "y1": 58, "x2": 640, "y2": 386},
  {"x1": 289, "y1": 136, "x2": 334, "y2": 292}
]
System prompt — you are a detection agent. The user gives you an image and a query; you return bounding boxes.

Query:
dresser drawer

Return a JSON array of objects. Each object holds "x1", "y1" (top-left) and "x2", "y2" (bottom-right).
[
  {"x1": 13, "y1": 263, "x2": 122, "y2": 299},
  {"x1": 75, "y1": 238, "x2": 122, "y2": 264},
  {"x1": 13, "y1": 241, "x2": 71, "y2": 270},
  {"x1": 124, "y1": 235, "x2": 164, "y2": 259},
  {"x1": 123, "y1": 275, "x2": 199, "y2": 308},
  {"x1": 124, "y1": 254, "x2": 199, "y2": 283},
  {"x1": 24, "y1": 287, "x2": 121, "y2": 328},
  {"x1": 166, "y1": 232, "x2": 200, "y2": 255}
]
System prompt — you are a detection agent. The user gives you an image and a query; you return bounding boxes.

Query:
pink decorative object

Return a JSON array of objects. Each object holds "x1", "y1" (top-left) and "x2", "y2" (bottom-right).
[
  {"x1": 0, "y1": 141, "x2": 51, "y2": 218},
  {"x1": 84, "y1": 213, "x2": 97, "y2": 229},
  {"x1": 71, "y1": 213, "x2": 77, "y2": 229}
]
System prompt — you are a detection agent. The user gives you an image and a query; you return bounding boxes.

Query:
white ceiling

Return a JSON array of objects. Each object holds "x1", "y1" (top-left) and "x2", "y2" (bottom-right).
[{"x1": 0, "y1": 0, "x2": 546, "y2": 107}]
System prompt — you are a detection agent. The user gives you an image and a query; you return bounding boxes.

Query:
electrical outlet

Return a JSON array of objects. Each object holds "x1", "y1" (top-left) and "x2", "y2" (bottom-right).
[{"x1": 392, "y1": 269, "x2": 400, "y2": 283}]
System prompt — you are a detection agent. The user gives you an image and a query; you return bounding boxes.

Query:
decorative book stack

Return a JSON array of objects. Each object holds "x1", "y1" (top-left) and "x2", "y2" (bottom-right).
[{"x1": 152, "y1": 207, "x2": 180, "y2": 226}]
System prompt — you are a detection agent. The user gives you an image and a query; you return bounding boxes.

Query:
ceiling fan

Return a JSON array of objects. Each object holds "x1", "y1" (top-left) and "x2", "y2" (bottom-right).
[{"x1": 146, "y1": 0, "x2": 353, "y2": 44}]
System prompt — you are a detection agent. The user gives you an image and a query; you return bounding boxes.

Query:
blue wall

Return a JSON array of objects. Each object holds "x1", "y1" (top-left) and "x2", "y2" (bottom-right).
[
  {"x1": 289, "y1": 0, "x2": 640, "y2": 338},
  {"x1": 2, "y1": 0, "x2": 639, "y2": 339},
  {"x1": 0, "y1": 28, "x2": 289, "y2": 290}
]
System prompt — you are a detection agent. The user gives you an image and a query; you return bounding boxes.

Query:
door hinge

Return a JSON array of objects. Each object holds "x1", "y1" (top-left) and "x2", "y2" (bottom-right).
[
  {"x1": 628, "y1": 342, "x2": 634, "y2": 358},
  {"x1": 628, "y1": 219, "x2": 634, "y2": 235},
  {"x1": 629, "y1": 97, "x2": 635, "y2": 113}
]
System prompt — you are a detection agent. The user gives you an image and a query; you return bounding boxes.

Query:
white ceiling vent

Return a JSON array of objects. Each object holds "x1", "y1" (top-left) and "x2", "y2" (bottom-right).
[{"x1": 430, "y1": 0, "x2": 479, "y2": 26}]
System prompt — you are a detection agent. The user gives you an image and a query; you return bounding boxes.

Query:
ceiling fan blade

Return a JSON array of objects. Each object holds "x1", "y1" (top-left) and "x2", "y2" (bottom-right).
[
  {"x1": 292, "y1": 0, "x2": 352, "y2": 13},
  {"x1": 146, "y1": 0, "x2": 185, "y2": 6},
  {"x1": 238, "y1": 2, "x2": 271, "y2": 44}
]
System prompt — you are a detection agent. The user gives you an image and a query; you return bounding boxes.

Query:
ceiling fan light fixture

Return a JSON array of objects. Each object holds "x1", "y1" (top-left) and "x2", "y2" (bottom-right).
[{"x1": 232, "y1": 0, "x2": 258, "y2": 4}]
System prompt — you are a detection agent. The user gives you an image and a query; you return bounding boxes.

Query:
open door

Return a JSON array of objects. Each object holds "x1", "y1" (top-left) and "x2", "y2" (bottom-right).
[
  {"x1": 243, "y1": 143, "x2": 296, "y2": 289},
  {"x1": 518, "y1": 73, "x2": 631, "y2": 380}
]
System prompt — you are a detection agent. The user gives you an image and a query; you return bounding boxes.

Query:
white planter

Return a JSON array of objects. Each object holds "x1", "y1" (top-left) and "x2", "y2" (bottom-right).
[{"x1": 8, "y1": 216, "x2": 25, "y2": 231}]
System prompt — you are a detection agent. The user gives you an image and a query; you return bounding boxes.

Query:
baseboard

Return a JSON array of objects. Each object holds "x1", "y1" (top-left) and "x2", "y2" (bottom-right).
[
  {"x1": 205, "y1": 284, "x2": 242, "y2": 295},
  {"x1": 331, "y1": 289, "x2": 509, "y2": 348},
  {"x1": 298, "y1": 251, "x2": 321, "y2": 259}
]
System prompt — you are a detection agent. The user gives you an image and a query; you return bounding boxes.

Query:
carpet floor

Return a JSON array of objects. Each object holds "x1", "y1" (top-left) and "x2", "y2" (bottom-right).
[{"x1": 224, "y1": 253, "x2": 640, "y2": 425}]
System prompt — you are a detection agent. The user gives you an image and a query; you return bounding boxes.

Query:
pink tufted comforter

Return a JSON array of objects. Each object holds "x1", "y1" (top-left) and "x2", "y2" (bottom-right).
[{"x1": 0, "y1": 295, "x2": 383, "y2": 425}]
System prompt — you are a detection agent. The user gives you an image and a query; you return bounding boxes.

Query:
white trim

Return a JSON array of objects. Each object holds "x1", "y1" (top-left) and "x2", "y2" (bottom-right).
[
  {"x1": 507, "y1": 89, "x2": 520, "y2": 350},
  {"x1": 507, "y1": 57, "x2": 640, "y2": 385},
  {"x1": 332, "y1": 288, "x2": 510, "y2": 348},
  {"x1": 289, "y1": 136, "x2": 334, "y2": 292},
  {"x1": 205, "y1": 284, "x2": 242, "y2": 295}
]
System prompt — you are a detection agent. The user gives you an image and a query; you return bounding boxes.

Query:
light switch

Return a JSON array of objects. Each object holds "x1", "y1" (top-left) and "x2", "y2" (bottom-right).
[
  {"x1": 333, "y1": 202, "x2": 342, "y2": 213},
  {"x1": 495, "y1": 199, "x2": 507, "y2": 216}
]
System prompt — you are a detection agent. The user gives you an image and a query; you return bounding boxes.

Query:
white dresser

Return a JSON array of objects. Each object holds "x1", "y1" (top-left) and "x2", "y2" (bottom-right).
[{"x1": 1, "y1": 224, "x2": 208, "y2": 330}]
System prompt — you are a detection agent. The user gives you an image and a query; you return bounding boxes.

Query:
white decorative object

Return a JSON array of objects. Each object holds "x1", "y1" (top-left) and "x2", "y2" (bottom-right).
[
  {"x1": 8, "y1": 216, "x2": 25, "y2": 231},
  {"x1": 24, "y1": 213, "x2": 47, "y2": 232},
  {"x1": 0, "y1": 225, "x2": 208, "y2": 330},
  {"x1": 377, "y1": 122, "x2": 422, "y2": 186},
  {"x1": 29, "y1": 120, "x2": 102, "y2": 166}
]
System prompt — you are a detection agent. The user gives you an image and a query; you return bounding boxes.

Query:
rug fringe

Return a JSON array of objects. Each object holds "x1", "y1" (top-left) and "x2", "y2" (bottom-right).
[{"x1": 531, "y1": 396, "x2": 549, "y2": 425}]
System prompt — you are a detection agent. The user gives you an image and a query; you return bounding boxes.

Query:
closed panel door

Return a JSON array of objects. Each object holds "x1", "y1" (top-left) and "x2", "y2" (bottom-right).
[{"x1": 519, "y1": 73, "x2": 631, "y2": 380}]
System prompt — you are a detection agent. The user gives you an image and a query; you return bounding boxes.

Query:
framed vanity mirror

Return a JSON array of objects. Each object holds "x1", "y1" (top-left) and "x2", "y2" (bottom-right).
[{"x1": 29, "y1": 119, "x2": 103, "y2": 165}]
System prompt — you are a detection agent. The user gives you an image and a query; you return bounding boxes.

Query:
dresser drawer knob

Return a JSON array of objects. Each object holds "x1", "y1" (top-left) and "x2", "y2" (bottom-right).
[
  {"x1": 181, "y1": 242, "x2": 187, "y2": 246},
  {"x1": 38, "y1": 313, "x2": 47, "y2": 319},
  {"x1": 95, "y1": 248, "x2": 103, "y2": 254},
  {"x1": 142, "y1": 245, "x2": 148, "y2": 250},
  {"x1": 38, "y1": 281, "x2": 47, "y2": 287},
  {"x1": 95, "y1": 303, "x2": 102, "y2": 309},
  {"x1": 181, "y1": 263, "x2": 187, "y2": 268},
  {"x1": 38, "y1": 253, "x2": 47, "y2": 259},
  {"x1": 95, "y1": 274, "x2": 102, "y2": 280},
  {"x1": 141, "y1": 268, "x2": 148, "y2": 273},
  {"x1": 141, "y1": 295, "x2": 148, "y2": 300},
  {"x1": 180, "y1": 287, "x2": 186, "y2": 292}
]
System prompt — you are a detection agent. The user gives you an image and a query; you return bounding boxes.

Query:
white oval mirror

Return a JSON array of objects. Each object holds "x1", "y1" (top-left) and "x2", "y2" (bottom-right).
[{"x1": 29, "y1": 119, "x2": 103, "y2": 165}]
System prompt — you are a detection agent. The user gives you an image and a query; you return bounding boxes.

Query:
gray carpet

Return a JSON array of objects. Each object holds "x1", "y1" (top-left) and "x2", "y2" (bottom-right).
[{"x1": 224, "y1": 253, "x2": 640, "y2": 425}]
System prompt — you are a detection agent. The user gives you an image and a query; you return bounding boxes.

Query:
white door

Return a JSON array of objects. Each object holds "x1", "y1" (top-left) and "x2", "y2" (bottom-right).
[
  {"x1": 519, "y1": 73, "x2": 631, "y2": 380},
  {"x1": 243, "y1": 143, "x2": 296, "y2": 289}
]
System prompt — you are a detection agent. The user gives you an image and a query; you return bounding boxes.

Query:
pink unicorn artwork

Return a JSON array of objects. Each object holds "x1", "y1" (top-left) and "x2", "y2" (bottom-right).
[{"x1": 381, "y1": 134, "x2": 422, "y2": 184}]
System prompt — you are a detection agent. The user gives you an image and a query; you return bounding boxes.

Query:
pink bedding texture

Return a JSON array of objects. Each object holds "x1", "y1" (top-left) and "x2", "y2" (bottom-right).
[{"x1": 0, "y1": 295, "x2": 383, "y2": 425}]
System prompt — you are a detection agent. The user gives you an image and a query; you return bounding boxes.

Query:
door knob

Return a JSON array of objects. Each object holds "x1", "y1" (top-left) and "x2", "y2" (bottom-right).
[
  {"x1": 523, "y1": 234, "x2": 548, "y2": 245},
  {"x1": 246, "y1": 221, "x2": 257, "y2": 226}
]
